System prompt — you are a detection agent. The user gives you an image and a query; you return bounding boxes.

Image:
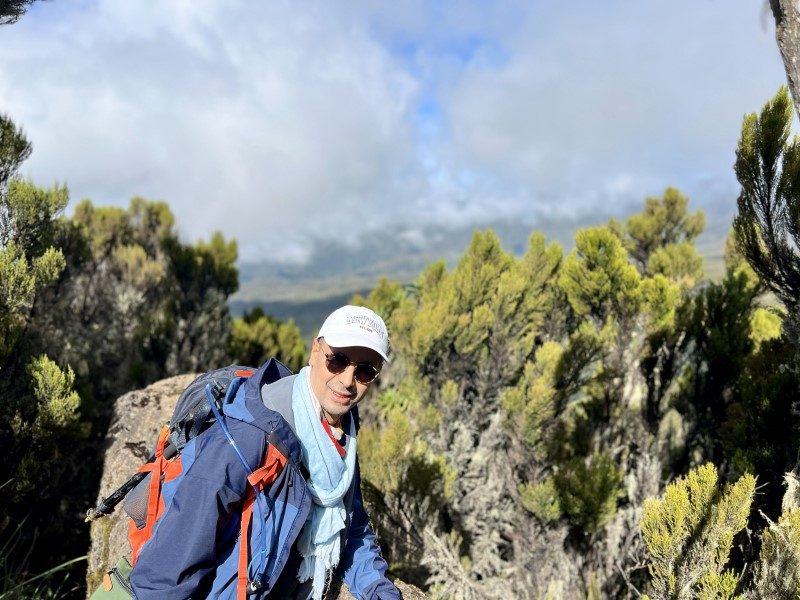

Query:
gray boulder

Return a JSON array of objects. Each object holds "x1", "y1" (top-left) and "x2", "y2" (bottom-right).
[
  {"x1": 86, "y1": 374, "x2": 427, "y2": 599},
  {"x1": 86, "y1": 374, "x2": 196, "y2": 595}
]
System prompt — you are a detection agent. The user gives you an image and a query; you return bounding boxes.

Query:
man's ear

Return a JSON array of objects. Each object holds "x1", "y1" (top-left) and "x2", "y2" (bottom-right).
[{"x1": 309, "y1": 338, "x2": 320, "y2": 366}]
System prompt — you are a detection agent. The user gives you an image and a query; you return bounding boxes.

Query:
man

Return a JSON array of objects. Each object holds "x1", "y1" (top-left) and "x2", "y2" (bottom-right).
[{"x1": 129, "y1": 305, "x2": 400, "y2": 600}]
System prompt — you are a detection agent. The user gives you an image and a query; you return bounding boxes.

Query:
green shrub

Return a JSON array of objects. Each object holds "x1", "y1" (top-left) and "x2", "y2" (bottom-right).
[
  {"x1": 519, "y1": 477, "x2": 562, "y2": 523},
  {"x1": 749, "y1": 506, "x2": 800, "y2": 599},
  {"x1": 553, "y1": 451, "x2": 623, "y2": 534},
  {"x1": 640, "y1": 464, "x2": 754, "y2": 600}
]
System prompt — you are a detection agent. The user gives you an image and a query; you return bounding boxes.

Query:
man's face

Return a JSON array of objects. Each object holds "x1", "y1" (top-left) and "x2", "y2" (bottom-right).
[{"x1": 308, "y1": 337, "x2": 383, "y2": 427}]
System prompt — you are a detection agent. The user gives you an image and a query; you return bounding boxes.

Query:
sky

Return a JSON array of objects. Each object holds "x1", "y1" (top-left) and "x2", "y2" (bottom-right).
[{"x1": 0, "y1": 0, "x2": 789, "y2": 269}]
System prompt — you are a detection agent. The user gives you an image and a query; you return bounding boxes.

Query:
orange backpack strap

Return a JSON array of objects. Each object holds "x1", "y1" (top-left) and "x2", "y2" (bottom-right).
[
  {"x1": 237, "y1": 444, "x2": 288, "y2": 600},
  {"x1": 129, "y1": 425, "x2": 171, "y2": 565}
]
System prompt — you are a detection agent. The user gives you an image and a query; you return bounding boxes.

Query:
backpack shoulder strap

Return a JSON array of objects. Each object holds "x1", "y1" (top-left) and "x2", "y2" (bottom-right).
[{"x1": 261, "y1": 374, "x2": 297, "y2": 433}]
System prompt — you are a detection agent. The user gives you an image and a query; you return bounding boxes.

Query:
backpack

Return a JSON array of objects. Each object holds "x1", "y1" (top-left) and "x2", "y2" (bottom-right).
[{"x1": 88, "y1": 360, "x2": 293, "y2": 599}]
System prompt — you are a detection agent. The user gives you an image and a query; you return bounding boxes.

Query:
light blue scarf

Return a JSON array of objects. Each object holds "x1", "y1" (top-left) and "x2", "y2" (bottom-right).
[{"x1": 293, "y1": 367, "x2": 357, "y2": 600}]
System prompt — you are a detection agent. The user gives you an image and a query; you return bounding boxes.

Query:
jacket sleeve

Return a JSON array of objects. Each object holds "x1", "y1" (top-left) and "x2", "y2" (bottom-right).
[
  {"x1": 337, "y1": 465, "x2": 401, "y2": 600},
  {"x1": 129, "y1": 433, "x2": 249, "y2": 600}
]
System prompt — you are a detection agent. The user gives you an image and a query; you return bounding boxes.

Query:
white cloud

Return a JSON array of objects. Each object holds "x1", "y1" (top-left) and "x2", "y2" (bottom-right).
[
  {"x1": 0, "y1": 1, "x2": 420, "y2": 262},
  {"x1": 0, "y1": 0, "x2": 789, "y2": 270},
  {"x1": 442, "y1": 1, "x2": 786, "y2": 216}
]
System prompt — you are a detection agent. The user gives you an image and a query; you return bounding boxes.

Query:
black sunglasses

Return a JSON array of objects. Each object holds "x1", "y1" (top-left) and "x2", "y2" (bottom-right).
[{"x1": 322, "y1": 348, "x2": 381, "y2": 384}]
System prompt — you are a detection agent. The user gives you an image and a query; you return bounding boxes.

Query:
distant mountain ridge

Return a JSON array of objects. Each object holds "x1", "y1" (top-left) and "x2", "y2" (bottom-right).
[
  {"x1": 230, "y1": 216, "x2": 730, "y2": 340},
  {"x1": 229, "y1": 290, "x2": 372, "y2": 341}
]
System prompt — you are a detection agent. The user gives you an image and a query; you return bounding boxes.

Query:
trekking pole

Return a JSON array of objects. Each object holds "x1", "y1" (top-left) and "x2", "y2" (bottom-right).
[
  {"x1": 85, "y1": 470, "x2": 149, "y2": 522},
  {"x1": 85, "y1": 442, "x2": 178, "y2": 522},
  {"x1": 84, "y1": 375, "x2": 229, "y2": 523}
]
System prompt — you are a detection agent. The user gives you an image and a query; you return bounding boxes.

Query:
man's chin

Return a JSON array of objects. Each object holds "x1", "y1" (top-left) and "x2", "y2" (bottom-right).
[{"x1": 322, "y1": 397, "x2": 351, "y2": 420}]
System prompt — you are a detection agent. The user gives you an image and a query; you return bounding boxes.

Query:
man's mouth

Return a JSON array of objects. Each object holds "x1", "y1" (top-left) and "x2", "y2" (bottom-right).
[{"x1": 329, "y1": 388, "x2": 354, "y2": 403}]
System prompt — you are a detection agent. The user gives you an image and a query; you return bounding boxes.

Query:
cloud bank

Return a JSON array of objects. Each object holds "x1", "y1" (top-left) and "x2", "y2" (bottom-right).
[{"x1": 0, "y1": 0, "x2": 788, "y2": 267}]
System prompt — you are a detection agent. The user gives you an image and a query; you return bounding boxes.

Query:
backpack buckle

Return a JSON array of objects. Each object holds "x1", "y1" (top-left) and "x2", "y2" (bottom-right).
[{"x1": 247, "y1": 578, "x2": 263, "y2": 594}]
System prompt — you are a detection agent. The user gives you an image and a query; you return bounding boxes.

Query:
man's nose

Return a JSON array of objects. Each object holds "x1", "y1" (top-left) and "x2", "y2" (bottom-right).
[{"x1": 338, "y1": 364, "x2": 357, "y2": 387}]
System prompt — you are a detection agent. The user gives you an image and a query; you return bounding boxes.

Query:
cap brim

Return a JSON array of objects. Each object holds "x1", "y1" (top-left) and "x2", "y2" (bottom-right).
[{"x1": 321, "y1": 332, "x2": 390, "y2": 362}]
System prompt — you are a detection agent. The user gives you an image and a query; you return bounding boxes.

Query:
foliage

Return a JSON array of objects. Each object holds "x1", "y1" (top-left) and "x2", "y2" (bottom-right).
[
  {"x1": 359, "y1": 406, "x2": 452, "y2": 583},
  {"x1": 351, "y1": 277, "x2": 407, "y2": 325},
  {"x1": 721, "y1": 336, "x2": 798, "y2": 514},
  {"x1": 0, "y1": 240, "x2": 64, "y2": 363},
  {"x1": 357, "y1": 230, "x2": 566, "y2": 594},
  {"x1": 733, "y1": 86, "x2": 800, "y2": 313},
  {"x1": 159, "y1": 227, "x2": 238, "y2": 375},
  {"x1": 356, "y1": 194, "x2": 721, "y2": 597},
  {"x1": 723, "y1": 232, "x2": 758, "y2": 285},
  {"x1": 29, "y1": 197, "x2": 240, "y2": 401},
  {"x1": 749, "y1": 307, "x2": 782, "y2": 349},
  {"x1": 25, "y1": 356, "x2": 81, "y2": 431},
  {"x1": 0, "y1": 505, "x2": 86, "y2": 600},
  {"x1": 732, "y1": 88, "x2": 800, "y2": 429},
  {"x1": 749, "y1": 506, "x2": 800, "y2": 599},
  {"x1": 360, "y1": 409, "x2": 452, "y2": 503},
  {"x1": 0, "y1": 175, "x2": 68, "y2": 366},
  {"x1": 732, "y1": 92, "x2": 800, "y2": 502},
  {"x1": 674, "y1": 272, "x2": 759, "y2": 467},
  {"x1": 647, "y1": 242, "x2": 704, "y2": 286},
  {"x1": 553, "y1": 451, "x2": 624, "y2": 535},
  {"x1": 12, "y1": 356, "x2": 87, "y2": 495},
  {"x1": 610, "y1": 186, "x2": 705, "y2": 284},
  {"x1": 0, "y1": 114, "x2": 31, "y2": 188},
  {"x1": 0, "y1": 112, "x2": 291, "y2": 593},
  {"x1": 519, "y1": 477, "x2": 562, "y2": 522},
  {"x1": 229, "y1": 307, "x2": 306, "y2": 372},
  {"x1": 500, "y1": 341, "x2": 562, "y2": 454},
  {"x1": 560, "y1": 226, "x2": 642, "y2": 323},
  {"x1": 0, "y1": 113, "x2": 89, "y2": 576},
  {"x1": 391, "y1": 230, "x2": 562, "y2": 394},
  {"x1": 640, "y1": 464, "x2": 754, "y2": 600},
  {"x1": 0, "y1": 179, "x2": 68, "y2": 256},
  {"x1": 552, "y1": 224, "x2": 680, "y2": 547},
  {"x1": 0, "y1": 0, "x2": 40, "y2": 25},
  {"x1": 422, "y1": 530, "x2": 488, "y2": 600}
]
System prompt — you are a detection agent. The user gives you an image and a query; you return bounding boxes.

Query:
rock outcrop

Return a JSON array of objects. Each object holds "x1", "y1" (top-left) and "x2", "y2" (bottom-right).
[
  {"x1": 86, "y1": 374, "x2": 196, "y2": 595},
  {"x1": 86, "y1": 375, "x2": 427, "y2": 599}
]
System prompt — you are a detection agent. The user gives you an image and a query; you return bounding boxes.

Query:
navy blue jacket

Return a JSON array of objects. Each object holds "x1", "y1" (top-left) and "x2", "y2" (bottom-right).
[{"x1": 130, "y1": 359, "x2": 400, "y2": 599}]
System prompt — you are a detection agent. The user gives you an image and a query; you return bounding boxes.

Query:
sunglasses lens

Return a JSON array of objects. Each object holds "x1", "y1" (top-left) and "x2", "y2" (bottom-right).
[
  {"x1": 325, "y1": 352, "x2": 349, "y2": 374},
  {"x1": 354, "y1": 363, "x2": 378, "y2": 384}
]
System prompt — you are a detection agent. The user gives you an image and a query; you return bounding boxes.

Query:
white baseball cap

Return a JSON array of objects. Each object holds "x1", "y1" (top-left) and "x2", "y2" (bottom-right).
[{"x1": 317, "y1": 305, "x2": 390, "y2": 362}]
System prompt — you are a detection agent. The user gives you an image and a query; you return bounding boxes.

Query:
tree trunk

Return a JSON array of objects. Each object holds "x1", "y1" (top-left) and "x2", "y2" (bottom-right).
[{"x1": 770, "y1": 0, "x2": 800, "y2": 117}]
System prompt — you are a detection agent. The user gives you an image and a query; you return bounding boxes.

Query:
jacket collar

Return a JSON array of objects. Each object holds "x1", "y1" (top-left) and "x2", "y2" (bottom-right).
[{"x1": 224, "y1": 358, "x2": 303, "y2": 466}]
